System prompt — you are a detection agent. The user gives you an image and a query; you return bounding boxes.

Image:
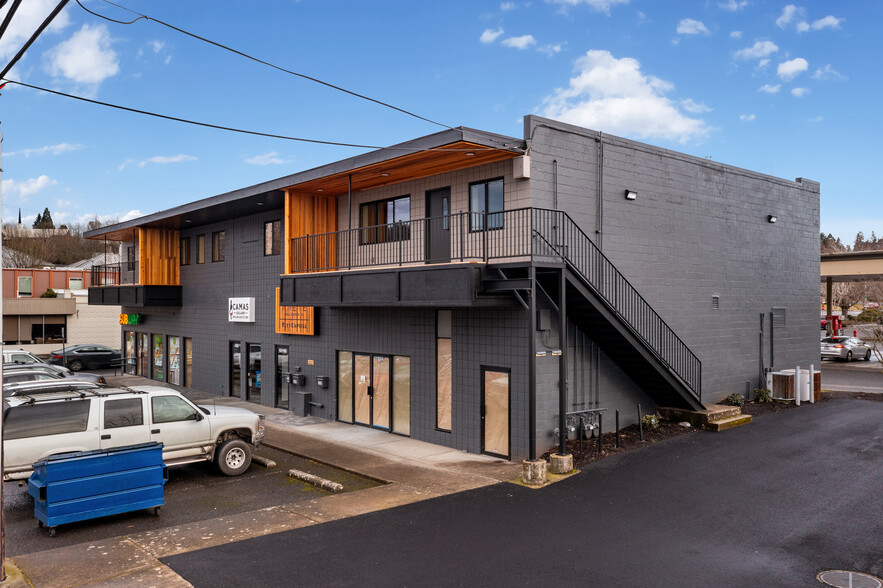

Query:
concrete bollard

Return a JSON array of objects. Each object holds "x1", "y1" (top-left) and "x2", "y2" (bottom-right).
[
  {"x1": 522, "y1": 459, "x2": 548, "y2": 486},
  {"x1": 549, "y1": 453, "x2": 573, "y2": 475}
]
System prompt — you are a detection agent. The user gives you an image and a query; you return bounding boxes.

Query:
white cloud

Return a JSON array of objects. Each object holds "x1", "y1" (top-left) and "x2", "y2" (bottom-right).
[
  {"x1": 480, "y1": 28, "x2": 504, "y2": 43},
  {"x1": 502, "y1": 34, "x2": 536, "y2": 49},
  {"x1": 807, "y1": 116, "x2": 823, "y2": 123},
  {"x1": 734, "y1": 40, "x2": 778, "y2": 60},
  {"x1": 245, "y1": 152, "x2": 289, "y2": 165},
  {"x1": 791, "y1": 87, "x2": 809, "y2": 98},
  {"x1": 729, "y1": 31, "x2": 743, "y2": 39},
  {"x1": 757, "y1": 58, "x2": 770, "y2": 69},
  {"x1": 149, "y1": 40, "x2": 165, "y2": 53},
  {"x1": 6, "y1": 143, "x2": 85, "y2": 157},
  {"x1": 538, "y1": 43, "x2": 564, "y2": 56},
  {"x1": 137, "y1": 154, "x2": 197, "y2": 168},
  {"x1": 758, "y1": 84, "x2": 781, "y2": 93},
  {"x1": 500, "y1": 2, "x2": 516, "y2": 10},
  {"x1": 681, "y1": 98, "x2": 711, "y2": 113},
  {"x1": 0, "y1": 0, "x2": 71, "y2": 60},
  {"x1": 546, "y1": 0, "x2": 629, "y2": 14},
  {"x1": 739, "y1": 114, "x2": 756, "y2": 121},
  {"x1": 119, "y1": 210, "x2": 143, "y2": 222},
  {"x1": 777, "y1": 57, "x2": 808, "y2": 81},
  {"x1": 811, "y1": 15, "x2": 843, "y2": 31},
  {"x1": 45, "y1": 24, "x2": 119, "y2": 86},
  {"x1": 56, "y1": 199, "x2": 73, "y2": 208},
  {"x1": 795, "y1": 21, "x2": 809, "y2": 33},
  {"x1": 2, "y1": 175, "x2": 57, "y2": 199},
  {"x1": 719, "y1": 0, "x2": 748, "y2": 11},
  {"x1": 677, "y1": 19, "x2": 710, "y2": 36},
  {"x1": 812, "y1": 64, "x2": 846, "y2": 81},
  {"x1": 540, "y1": 50, "x2": 709, "y2": 143},
  {"x1": 776, "y1": 5, "x2": 799, "y2": 28}
]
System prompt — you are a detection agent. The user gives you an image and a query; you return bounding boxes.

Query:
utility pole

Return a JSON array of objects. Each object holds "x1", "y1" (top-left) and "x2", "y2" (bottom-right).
[{"x1": 1, "y1": 129, "x2": 6, "y2": 582}]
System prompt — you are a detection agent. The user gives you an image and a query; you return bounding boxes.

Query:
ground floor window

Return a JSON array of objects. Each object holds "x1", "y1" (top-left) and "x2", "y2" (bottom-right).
[
  {"x1": 152, "y1": 334, "x2": 165, "y2": 381},
  {"x1": 436, "y1": 310, "x2": 452, "y2": 431},
  {"x1": 275, "y1": 345, "x2": 289, "y2": 409},
  {"x1": 2, "y1": 315, "x2": 67, "y2": 345},
  {"x1": 337, "y1": 351, "x2": 410, "y2": 435},
  {"x1": 168, "y1": 336, "x2": 182, "y2": 385}
]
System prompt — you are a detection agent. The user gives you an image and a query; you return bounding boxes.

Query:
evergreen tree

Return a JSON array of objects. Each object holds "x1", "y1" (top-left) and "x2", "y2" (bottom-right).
[{"x1": 32, "y1": 211, "x2": 42, "y2": 228}]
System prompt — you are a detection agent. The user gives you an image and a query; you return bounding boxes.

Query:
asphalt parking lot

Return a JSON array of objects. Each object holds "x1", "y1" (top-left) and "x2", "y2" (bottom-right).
[{"x1": 4, "y1": 444, "x2": 381, "y2": 556}]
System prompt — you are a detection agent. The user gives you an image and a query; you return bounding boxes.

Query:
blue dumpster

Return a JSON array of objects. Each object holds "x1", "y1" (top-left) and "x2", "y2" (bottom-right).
[{"x1": 28, "y1": 442, "x2": 168, "y2": 536}]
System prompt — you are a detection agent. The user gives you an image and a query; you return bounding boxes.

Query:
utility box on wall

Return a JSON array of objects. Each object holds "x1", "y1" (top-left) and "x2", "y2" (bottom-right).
[{"x1": 292, "y1": 391, "x2": 311, "y2": 416}]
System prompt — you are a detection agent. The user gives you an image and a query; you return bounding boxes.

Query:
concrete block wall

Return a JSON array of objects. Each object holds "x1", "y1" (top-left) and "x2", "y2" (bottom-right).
[{"x1": 525, "y1": 115, "x2": 820, "y2": 403}]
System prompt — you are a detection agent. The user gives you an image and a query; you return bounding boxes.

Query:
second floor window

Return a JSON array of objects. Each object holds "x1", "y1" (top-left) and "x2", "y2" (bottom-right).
[
  {"x1": 359, "y1": 195, "x2": 410, "y2": 245},
  {"x1": 212, "y1": 231, "x2": 226, "y2": 262},
  {"x1": 17, "y1": 276, "x2": 32, "y2": 298},
  {"x1": 469, "y1": 178, "x2": 504, "y2": 231},
  {"x1": 197, "y1": 235, "x2": 206, "y2": 264},
  {"x1": 265, "y1": 220, "x2": 281, "y2": 256},
  {"x1": 180, "y1": 237, "x2": 191, "y2": 266}
]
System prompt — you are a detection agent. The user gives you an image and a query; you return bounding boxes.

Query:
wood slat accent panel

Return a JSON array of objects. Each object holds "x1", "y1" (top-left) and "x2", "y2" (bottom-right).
[
  {"x1": 138, "y1": 227, "x2": 180, "y2": 285},
  {"x1": 286, "y1": 191, "x2": 338, "y2": 273}
]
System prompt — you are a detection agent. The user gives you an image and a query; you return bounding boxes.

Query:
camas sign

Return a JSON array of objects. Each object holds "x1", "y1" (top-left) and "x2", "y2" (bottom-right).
[{"x1": 228, "y1": 297, "x2": 255, "y2": 323}]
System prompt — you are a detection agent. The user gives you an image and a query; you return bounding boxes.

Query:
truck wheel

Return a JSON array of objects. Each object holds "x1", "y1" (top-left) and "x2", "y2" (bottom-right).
[{"x1": 215, "y1": 439, "x2": 252, "y2": 476}]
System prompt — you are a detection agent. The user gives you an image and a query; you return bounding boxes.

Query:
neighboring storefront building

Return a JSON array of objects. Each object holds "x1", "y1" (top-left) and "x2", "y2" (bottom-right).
[
  {"x1": 85, "y1": 115, "x2": 820, "y2": 461},
  {"x1": 2, "y1": 267, "x2": 121, "y2": 355}
]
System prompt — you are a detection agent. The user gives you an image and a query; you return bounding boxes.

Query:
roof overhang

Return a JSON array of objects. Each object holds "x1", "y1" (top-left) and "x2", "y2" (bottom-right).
[{"x1": 85, "y1": 126, "x2": 525, "y2": 242}]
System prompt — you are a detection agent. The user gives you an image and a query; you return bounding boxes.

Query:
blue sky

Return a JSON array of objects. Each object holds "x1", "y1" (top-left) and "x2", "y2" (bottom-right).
[{"x1": 0, "y1": 0, "x2": 876, "y2": 242}]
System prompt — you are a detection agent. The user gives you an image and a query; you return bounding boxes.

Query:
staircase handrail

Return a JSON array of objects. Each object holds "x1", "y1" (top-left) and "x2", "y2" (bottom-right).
[{"x1": 531, "y1": 208, "x2": 701, "y2": 401}]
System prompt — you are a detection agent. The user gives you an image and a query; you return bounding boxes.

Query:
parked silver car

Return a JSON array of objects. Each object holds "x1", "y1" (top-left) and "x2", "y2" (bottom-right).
[{"x1": 820, "y1": 336, "x2": 872, "y2": 361}]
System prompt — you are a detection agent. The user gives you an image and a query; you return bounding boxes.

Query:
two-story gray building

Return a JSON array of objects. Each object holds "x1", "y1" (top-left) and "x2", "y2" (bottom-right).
[{"x1": 86, "y1": 115, "x2": 820, "y2": 462}]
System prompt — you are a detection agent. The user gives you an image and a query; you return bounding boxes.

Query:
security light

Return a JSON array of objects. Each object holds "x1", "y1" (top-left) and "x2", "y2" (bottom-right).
[
  {"x1": 625, "y1": 189, "x2": 637, "y2": 200},
  {"x1": 768, "y1": 215, "x2": 777, "y2": 223}
]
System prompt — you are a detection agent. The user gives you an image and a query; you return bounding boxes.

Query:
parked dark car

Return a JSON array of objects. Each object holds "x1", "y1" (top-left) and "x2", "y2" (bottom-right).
[
  {"x1": 47, "y1": 345, "x2": 121, "y2": 372},
  {"x1": 3, "y1": 364, "x2": 107, "y2": 385}
]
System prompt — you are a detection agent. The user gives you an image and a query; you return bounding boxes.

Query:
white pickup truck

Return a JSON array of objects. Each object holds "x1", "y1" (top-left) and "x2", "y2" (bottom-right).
[{"x1": 3, "y1": 386, "x2": 265, "y2": 480}]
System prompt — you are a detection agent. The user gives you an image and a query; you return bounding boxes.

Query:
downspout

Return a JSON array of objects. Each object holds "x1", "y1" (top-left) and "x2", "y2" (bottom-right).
[
  {"x1": 528, "y1": 266, "x2": 537, "y2": 461},
  {"x1": 347, "y1": 174, "x2": 352, "y2": 270},
  {"x1": 596, "y1": 132, "x2": 604, "y2": 250},
  {"x1": 557, "y1": 267, "x2": 567, "y2": 456}
]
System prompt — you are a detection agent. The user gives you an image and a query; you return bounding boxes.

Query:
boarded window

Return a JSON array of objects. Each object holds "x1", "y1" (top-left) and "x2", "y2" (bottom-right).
[{"x1": 772, "y1": 307, "x2": 786, "y2": 327}]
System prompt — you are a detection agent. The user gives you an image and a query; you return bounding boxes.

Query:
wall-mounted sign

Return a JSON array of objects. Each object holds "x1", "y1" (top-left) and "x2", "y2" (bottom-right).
[
  {"x1": 120, "y1": 313, "x2": 143, "y2": 325},
  {"x1": 275, "y1": 288, "x2": 316, "y2": 335},
  {"x1": 229, "y1": 297, "x2": 256, "y2": 323}
]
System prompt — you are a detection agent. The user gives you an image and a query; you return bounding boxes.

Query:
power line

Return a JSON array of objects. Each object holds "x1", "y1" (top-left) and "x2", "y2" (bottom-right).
[
  {"x1": 78, "y1": 0, "x2": 454, "y2": 130},
  {"x1": 0, "y1": 79, "x2": 511, "y2": 153}
]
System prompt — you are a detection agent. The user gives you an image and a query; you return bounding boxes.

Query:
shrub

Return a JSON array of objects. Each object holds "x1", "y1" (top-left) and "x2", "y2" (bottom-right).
[
  {"x1": 40, "y1": 288, "x2": 57, "y2": 298},
  {"x1": 641, "y1": 414, "x2": 659, "y2": 429},
  {"x1": 753, "y1": 388, "x2": 773, "y2": 403},
  {"x1": 855, "y1": 308, "x2": 883, "y2": 324},
  {"x1": 724, "y1": 393, "x2": 745, "y2": 407}
]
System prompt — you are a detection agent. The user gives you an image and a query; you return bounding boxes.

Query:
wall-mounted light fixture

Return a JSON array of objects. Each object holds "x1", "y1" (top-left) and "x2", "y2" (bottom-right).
[
  {"x1": 380, "y1": 172, "x2": 389, "y2": 177},
  {"x1": 624, "y1": 189, "x2": 637, "y2": 201},
  {"x1": 768, "y1": 215, "x2": 777, "y2": 223},
  {"x1": 465, "y1": 152, "x2": 476, "y2": 157}
]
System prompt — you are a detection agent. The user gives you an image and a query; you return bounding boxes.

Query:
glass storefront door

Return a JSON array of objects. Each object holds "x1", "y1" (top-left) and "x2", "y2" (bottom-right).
[
  {"x1": 152, "y1": 334, "x2": 165, "y2": 381},
  {"x1": 125, "y1": 331, "x2": 136, "y2": 375},
  {"x1": 184, "y1": 338, "x2": 192, "y2": 387},
  {"x1": 168, "y1": 336, "x2": 181, "y2": 385},
  {"x1": 230, "y1": 341, "x2": 241, "y2": 397},
  {"x1": 481, "y1": 367, "x2": 510, "y2": 459},
  {"x1": 275, "y1": 345, "x2": 289, "y2": 409},
  {"x1": 138, "y1": 333, "x2": 150, "y2": 377},
  {"x1": 341, "y1": 352, "x2": 408, "y2": 433},
  {"x1": 246, "y1": 343, "x2": 261, "y2": 402}
]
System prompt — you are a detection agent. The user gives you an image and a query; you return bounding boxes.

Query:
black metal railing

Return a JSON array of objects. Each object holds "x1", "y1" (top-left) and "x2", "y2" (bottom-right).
[
  {"x1": 289, "y1": 206, "x2": 700, "y2": 402},
  {"x1": 91, "y1": 262, "x2": 139, "y2": 286}
]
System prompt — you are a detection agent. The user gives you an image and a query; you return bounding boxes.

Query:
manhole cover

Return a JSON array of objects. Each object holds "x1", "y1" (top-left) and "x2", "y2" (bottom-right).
[{"x1": 817, "y1": 570, "x2": 883, "y2": 588}]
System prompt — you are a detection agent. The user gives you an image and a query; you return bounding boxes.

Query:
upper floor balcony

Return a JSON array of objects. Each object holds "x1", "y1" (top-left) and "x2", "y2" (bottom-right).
[{"x1": 88, "y1": 228, "x2": 182, "y2": 307}]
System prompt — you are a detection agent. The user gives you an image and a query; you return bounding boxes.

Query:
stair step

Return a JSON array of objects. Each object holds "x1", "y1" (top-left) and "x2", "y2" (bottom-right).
[
  {"x1": 703, "y1": 414, "x2": 752, "y2": 432},
  {"x1": 657, "y1": 405, "x2": 746, "y2": 428}
]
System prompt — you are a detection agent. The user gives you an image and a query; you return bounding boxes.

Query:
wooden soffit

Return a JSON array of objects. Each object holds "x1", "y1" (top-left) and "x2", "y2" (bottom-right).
[{"x1": 284, "y1": 141, "x2": 519, "y2": 196}]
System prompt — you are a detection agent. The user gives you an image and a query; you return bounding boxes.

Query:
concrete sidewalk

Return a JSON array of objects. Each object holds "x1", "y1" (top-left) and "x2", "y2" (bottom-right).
[{"x1": 3, "y1": 375, "x2": 521, "y2": 587}]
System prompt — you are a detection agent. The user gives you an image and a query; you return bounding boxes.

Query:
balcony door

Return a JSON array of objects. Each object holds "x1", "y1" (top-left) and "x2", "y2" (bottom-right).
[{"x1": 426, "y1": 187, "x2": 451, "y2": 264}]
